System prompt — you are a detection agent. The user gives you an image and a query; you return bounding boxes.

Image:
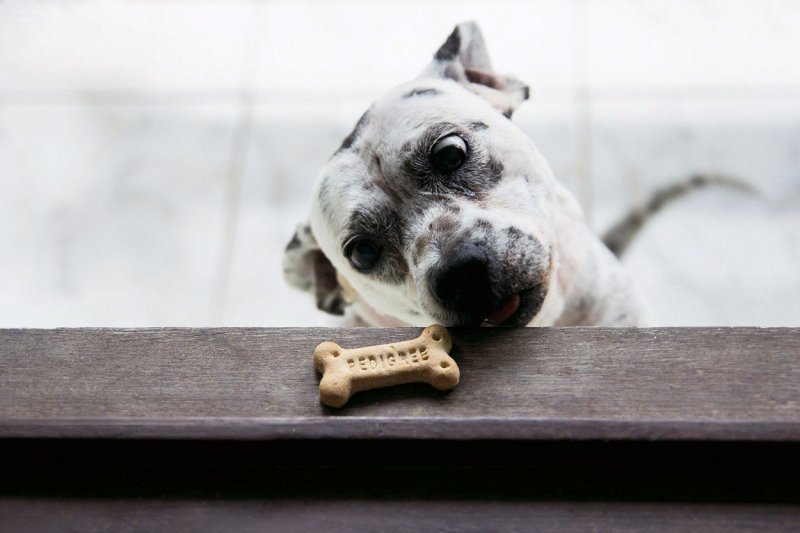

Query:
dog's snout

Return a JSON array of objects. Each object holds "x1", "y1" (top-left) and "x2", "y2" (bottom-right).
[{"x1": 430, "y1": 243, "x2": 492, "y2": 314}]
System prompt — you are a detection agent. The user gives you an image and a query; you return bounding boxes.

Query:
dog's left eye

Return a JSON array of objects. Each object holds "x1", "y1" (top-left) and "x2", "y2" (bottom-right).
[
  {"x1": 346, "y1": 237, "x2": 382, "y2": 272},
  {"x1": 430, "y1": 135, "x2": 467, "y2": 174}
]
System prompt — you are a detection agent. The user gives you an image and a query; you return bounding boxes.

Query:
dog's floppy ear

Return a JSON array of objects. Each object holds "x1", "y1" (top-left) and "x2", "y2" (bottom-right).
[
  {"x1": 422, "y1": 21, "x2": 529, "y2": 118},
  {"x1": 283, "y1": 222, "x2": 347, "y2": 316}
]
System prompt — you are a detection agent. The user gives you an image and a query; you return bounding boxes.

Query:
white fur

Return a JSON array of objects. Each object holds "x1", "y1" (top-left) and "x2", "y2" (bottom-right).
[{"x1": 288, "y1": 23, "x2": 652, "y2": 327}]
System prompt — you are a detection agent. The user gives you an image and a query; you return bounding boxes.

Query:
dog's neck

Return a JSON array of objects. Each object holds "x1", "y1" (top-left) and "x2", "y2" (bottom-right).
[{"x1": 345, "y1": 300, "x2": 413, "y2": 327}]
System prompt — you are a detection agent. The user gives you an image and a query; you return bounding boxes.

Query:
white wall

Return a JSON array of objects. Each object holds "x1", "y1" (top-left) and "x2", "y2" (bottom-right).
[{"x1": 1, "y1": 0, "x2": 798, "y2": 326}]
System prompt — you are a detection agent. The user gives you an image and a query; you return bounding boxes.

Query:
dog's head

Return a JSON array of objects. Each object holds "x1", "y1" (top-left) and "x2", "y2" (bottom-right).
[{"x1": 284, "y1": 22, "x2": 558, "y2": 327}]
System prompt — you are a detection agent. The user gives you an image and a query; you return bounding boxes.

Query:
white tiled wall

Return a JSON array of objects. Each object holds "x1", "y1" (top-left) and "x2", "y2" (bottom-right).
[{"x1": 1, "y1": 0, "x2": 798, "y2": 327}]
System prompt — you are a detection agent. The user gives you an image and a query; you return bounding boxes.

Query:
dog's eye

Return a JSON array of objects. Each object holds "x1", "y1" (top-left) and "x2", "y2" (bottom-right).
[
  {"x1": 346, "y1": 237, "x2": 382, "y2": 272},
  {"x1": 430, "y1": 135, "x2": 467, "y2": 174}
]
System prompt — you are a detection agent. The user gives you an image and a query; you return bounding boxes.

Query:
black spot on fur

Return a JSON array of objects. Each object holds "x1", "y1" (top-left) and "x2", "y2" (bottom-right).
[
  {"x1": 412, "y1": 234, "x2": 429, "y2": 266},
  {"x1": 403, "y1": 88, "x2": 441, "y2": 98},
  {"x1": 431, "y1": 214, "x2": 460, "y2": 236},
  {"x1": 505, "y1": 226, "x2": 524, "y2": 243},
  {"x1": 336, "y1": 111, "x2": 369, "y2": 154},
  {"x1": 470, "y1": 121, "x2": 489, "y2": 131},
  {"x1": 487, "y1": 156, "x2": 504, "y2": 183},
  {"x1": 449, "y1": 202, "x2": 462, "y2": 214},
  {"x1": 285, "y1": 232, "x2": 302, "y2": 251},
  {"x1": 474, "y1": 219, "x2": 493, "y2": 232},
  {"x1": 434, "y1": 26, "x2": 461, "y2": 61}
]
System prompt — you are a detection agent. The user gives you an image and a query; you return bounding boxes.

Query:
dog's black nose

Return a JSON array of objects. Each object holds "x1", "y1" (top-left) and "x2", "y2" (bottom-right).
[{"x1": 431, "y1": 243, "x2": 492, "y2": 315}]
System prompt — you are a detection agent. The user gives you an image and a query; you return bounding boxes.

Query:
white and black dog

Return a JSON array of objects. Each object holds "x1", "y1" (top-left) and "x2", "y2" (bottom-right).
[{"x1": 283, "y1": 21, "x2": 720, "y2": 328}]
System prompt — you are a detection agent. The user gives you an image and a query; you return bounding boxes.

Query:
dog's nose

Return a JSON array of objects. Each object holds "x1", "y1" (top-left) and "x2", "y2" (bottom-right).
[{"x1": 431, "y1": 243, "x2": 492, "y2": 315}]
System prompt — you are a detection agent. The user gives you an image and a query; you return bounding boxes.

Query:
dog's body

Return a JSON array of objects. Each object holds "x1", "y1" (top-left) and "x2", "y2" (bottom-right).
[{"x1": 284, "y1": 22, "x2": 653, "y2": 327}]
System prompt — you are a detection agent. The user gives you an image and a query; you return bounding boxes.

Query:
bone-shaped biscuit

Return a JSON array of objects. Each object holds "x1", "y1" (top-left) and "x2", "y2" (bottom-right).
[{"x1": 314, "y1": 324, "x2": 459, "y2": 408}]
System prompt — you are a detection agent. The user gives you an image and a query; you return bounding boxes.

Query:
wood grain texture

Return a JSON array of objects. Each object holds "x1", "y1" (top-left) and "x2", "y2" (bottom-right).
[
  {"x1": 2, "y1": 500, "x2": 800, "y2": 533},
  {"x1": 0, "y1": 327, "x2": 798, "y2": 440}
]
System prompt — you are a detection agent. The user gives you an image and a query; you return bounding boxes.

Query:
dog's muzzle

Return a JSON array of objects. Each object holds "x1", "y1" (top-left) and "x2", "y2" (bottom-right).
[{"x1": 428, "y1": 243, "x2": 547, "y2": 327}]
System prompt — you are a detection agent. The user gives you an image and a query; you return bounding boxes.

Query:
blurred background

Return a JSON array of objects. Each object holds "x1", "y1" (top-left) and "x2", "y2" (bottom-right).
[{"x1": 0, "y1": 0, "x2": 798, "y2": 327}]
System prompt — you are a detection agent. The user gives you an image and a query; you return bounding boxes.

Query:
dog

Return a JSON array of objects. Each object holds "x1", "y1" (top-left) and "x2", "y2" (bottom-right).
[{"x1": 283, "y1": 21, "x2": 716, "y2": 328}]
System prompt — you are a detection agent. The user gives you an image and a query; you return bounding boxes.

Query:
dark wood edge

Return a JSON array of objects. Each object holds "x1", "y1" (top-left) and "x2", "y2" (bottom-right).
[{"x1": 2, "y1": 417, "x2": 799, "y2": 441}]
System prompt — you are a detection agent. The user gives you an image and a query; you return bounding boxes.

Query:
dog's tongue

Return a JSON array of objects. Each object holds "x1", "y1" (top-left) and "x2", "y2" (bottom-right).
[{"x1": 486, "y1": 293, "x2": 521, "y2": 325}]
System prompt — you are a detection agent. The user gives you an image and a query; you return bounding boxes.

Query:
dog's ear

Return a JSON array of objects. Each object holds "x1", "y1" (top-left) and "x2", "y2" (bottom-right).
[
  {"x1": 422, "y1": 21, "x2": 529, "y2": 118},
  {"x1": 283, "y1": 222, "x2": 347, "y2": 316}
]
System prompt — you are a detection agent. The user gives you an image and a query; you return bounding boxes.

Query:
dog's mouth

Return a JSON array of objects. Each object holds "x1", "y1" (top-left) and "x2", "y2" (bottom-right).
[
  {"x1": 482, "y1": 285, "x2": 545, "y2": 327},
  {"x1": 427, "y1": 241, "x2": 553, "y2": 328},
  {"x1": 433, "y1": 285, "x2": 546, "y2": 328},
  {"x1": 486, "y1": 293, "x2": 521, "y2": 324}
]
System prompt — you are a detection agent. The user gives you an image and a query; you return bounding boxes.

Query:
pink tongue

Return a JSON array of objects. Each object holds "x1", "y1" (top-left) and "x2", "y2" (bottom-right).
[{"x1": 486, "y1": 293, "x2": 521, "y2": 324}]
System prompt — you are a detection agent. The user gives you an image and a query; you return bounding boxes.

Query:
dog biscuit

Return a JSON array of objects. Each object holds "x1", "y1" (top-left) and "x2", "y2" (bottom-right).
[{"x1": 314, "y1": 324, "x2": 459, "y2": 408}]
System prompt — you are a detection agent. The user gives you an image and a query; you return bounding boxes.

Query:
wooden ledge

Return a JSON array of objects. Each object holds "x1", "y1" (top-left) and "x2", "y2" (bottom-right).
[
  {"x1": 2, "y1": 417, "x2": 800, "y2": 441},
  {"x1": 1, "y1": 327, "x2": 798, "y2": 441}
]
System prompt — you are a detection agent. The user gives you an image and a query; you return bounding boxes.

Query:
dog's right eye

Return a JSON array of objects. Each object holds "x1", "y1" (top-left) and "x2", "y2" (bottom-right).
[
  {"x1": 430, "y1": 134, "x2": 467, "y2": 174},
  {"x1": 345, "y1": 237, "x2": 382, "y2": 272}
]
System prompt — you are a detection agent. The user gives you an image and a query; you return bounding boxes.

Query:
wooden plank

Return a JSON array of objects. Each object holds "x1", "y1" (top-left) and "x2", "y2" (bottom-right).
[
  {"x1": 0, "y1": 327, "x2": 798, "y2": 440},
  {"x1": 2, "y1": 499, "x2": 800, "y2": 533},
  {"x1": 3, "y1": 417, "x2": 800, "y2": 441}
]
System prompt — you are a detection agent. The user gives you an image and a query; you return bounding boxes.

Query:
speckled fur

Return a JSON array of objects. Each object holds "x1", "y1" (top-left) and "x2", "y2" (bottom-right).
[{"x1": 283, "y1": 22, "x2": 652, "y2": 327}]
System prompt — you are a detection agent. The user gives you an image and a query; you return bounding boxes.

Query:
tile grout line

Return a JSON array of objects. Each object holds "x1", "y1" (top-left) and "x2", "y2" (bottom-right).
[
  {"x1": 212, "y1": 91, "x2": 253, "y2": 326},
  {"x1": 574, "y1": 0, "x2": 593, "y2": 225},
  {"x1": 211, "y1": 1, "x2": 262, "y2": 325}
]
